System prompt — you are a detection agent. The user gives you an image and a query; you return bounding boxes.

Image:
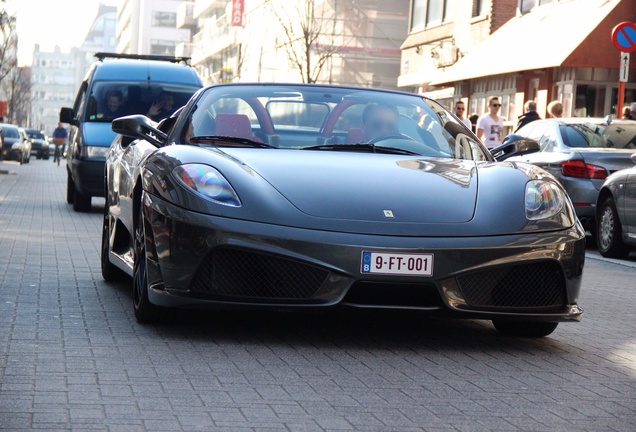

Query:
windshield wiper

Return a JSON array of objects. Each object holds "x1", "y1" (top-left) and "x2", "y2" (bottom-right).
[
  {"x1": 302, "y1": 143, "x2": 421, "y2": 156},
  {"x1": 189, "y1": 135, "x2": 276, "y2": 148}
]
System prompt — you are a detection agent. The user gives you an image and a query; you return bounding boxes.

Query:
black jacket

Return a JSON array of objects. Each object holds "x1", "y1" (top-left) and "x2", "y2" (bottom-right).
[{"x1": 515, "y1": 111, "x2": 541, "y2": 132}]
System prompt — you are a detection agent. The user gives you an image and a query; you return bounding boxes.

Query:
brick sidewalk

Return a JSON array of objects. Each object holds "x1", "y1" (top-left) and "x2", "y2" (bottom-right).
[{"x1": 0, "y1": 158, "x2": 635, "y2": 431}]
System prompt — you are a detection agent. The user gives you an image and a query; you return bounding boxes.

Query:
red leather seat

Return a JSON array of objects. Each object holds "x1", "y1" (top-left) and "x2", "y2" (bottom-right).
[{"x1": 215, "y1": 113, "x2": 255, "y2": 140}]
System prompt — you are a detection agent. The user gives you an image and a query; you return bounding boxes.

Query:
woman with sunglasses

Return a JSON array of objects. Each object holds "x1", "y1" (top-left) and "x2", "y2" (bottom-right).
[{"x1": 477, "y1": 96, "x2": 505, "y2": 149}]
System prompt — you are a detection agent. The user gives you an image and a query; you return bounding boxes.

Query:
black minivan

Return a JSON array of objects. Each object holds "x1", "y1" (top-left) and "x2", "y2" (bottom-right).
[{"x1": 60, "y1": 53, "x2": 203, "y2": 212}]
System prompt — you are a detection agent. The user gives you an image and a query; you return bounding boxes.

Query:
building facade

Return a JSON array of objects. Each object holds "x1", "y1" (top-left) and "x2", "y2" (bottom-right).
[
  {"x1": 398, "y1": 0, "x2": 517, "y2": 109},
  {"x1": 404, "y1": 0, "x2": 636, "y2": 130},
  {"x1": 29, "y1": 45, "x2": 77, "y2": 134},
  {"x1": 178, "y1": 0, "x2": 409, "y2": 88},
  {"x1": 29, "y1": 4, "x2": 117, "y2": 134},
  {"x1": 117, "y1": 0, "x2": 192, "y2": 56}
]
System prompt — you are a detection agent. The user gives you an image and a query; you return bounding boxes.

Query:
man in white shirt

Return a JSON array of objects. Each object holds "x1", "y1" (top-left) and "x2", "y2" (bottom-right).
[
  {"x1": 454, "y1": 101, "x2": 472, "y2": 129},
  {"x1": 477, "y1": 96, "x2": 505, "y2": 149}
]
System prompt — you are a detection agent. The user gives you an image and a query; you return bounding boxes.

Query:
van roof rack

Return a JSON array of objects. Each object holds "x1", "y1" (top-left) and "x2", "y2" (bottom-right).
[{"x1": 94, "y1": 52, "x2": 191, "y2": 65}]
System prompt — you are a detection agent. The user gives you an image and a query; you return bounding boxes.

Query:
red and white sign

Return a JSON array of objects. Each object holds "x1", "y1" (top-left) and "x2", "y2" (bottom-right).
[{"x1": 231, "y1": 0, "x2": 244, "y2": 27}]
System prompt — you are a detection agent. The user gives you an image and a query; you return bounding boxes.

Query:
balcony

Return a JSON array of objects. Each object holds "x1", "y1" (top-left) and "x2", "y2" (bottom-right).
[
  {"x1": 177, "y1": 2, "x2": 197, "y2": 30},
  {"x1": 193, "y1": 0, "x2": 227, "y2": 19},
  {"x1": 191, "y1": 16, "x2": 234, "y2": 64},
  {"x1": 175, "y1": 42, "x2": 194, "y2": 58}
]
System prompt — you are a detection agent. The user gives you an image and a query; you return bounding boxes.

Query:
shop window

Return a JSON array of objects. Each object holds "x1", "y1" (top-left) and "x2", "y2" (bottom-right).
[{"x1": 575, "y1": 85, "x2": 606, "y2": 118}]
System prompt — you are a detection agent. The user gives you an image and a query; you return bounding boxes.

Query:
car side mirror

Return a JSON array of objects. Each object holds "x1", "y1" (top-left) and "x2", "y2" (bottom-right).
[
  {"x1": 111, "y1": 115, "x2": 167, "y2": 148},
  {"x1": 59, "y1": 107, "x2": 78, "y2": 126},
  {"x1": 490, "y1": 134, "x2": 540, "y2": 161},
  {"x1": 631, "y1": 152, "x2": 636, "y2": 165}
]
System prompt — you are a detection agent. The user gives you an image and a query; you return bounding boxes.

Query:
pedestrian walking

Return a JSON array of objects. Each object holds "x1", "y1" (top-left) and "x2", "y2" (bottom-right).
[
  {"x1": 52, "y1": 122, "x2": 68, "y2": 166},
  {"x1": 477, "y1": 97, "x2": 505, "y2": 149},
  {"x1": 469, "y1": 114, "x2": 479, "y2": 134},
  {"x1": 454, "y1": 101, "x2": 472, "y2": 129},
  {"x1": 514, "y1": 100, "x2": 541, "y2": 132},
  {"x1": 547, "y1": 100, "x2": 564, "y2": 118}
]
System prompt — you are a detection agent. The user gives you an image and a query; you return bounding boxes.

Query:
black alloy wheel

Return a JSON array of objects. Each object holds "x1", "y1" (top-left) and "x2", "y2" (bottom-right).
[
  {"x1": 492, "y1": 320, "x2": 559, "y2": 337},
  {"x1": 597, "y1": 196, "x2": 630, "y2": 259},
  {"x1": 132, "y1": 204, "x2": 163, "y2": 323}
]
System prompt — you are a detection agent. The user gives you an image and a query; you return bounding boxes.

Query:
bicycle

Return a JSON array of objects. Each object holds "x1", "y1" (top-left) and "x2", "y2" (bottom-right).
[{"x1": 53, "y1": 143, "x2": 62, "y2": 166}]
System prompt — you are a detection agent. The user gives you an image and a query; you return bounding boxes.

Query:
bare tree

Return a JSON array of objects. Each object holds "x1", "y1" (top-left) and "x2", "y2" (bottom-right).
[
  {"x1": 0, "y1": 1, "x2": 17, "y2": 85},
  {"x1": 268, "y1": 0, "x2": 349, "y2": 83},
  {"x1": 3, "y1": 66, "x2": 31, "y2": 125}
]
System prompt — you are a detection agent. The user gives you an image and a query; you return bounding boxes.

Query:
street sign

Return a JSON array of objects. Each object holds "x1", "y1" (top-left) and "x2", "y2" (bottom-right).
[
  {"x1": 612, "y1": 22, "x2": 636, "y2": 52},
  {"x1": 620, "y1": 52, "x2": 630, "y2": 82}
]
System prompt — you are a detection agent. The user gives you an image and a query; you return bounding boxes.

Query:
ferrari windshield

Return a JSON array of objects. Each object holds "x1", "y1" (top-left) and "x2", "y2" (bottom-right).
[{"x1": 184, "y1": 84, "x2": 491, "y2": 161}]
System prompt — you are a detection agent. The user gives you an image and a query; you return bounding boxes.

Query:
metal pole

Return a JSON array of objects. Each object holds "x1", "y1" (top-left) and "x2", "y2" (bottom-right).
[{"x1": 618, "y1": 80, "x2": 625, "y2": 118}]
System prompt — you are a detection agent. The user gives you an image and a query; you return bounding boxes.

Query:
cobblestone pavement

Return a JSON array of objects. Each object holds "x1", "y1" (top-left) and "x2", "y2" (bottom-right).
[{"x1": 0, "y1": 158, "x2": 635, "y2": 431}]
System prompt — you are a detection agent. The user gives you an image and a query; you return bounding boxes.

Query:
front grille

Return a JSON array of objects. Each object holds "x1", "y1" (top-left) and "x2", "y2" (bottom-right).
[
  {"x1": 191, "y1": 248, "x2": 330, "y2": 300},
  {"x1": 456, "y1": 262, "x2": 566, "y2": 310},
  {"x1": 343, "y1": 281, "x2": 444, "y2": 308}
]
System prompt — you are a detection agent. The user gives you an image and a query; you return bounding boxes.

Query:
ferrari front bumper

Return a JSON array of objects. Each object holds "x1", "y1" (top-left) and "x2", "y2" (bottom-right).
[{"x1": 142, "y1": 193, "x2": 585, "y2": 322}]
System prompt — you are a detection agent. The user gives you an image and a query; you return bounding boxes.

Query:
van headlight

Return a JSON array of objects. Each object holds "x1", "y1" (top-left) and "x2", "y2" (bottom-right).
[{"x1": 80, "y1": 146, "x2": 110, "y2": 158}]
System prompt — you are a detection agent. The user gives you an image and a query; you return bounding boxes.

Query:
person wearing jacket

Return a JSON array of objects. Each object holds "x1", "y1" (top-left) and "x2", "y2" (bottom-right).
[{"x1": 514, "y1": 100, "x2": 540, "y2": 132}]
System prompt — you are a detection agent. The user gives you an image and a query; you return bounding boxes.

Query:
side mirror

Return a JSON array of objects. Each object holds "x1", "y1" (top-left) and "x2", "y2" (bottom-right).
[
  {"x1": 59, "y1": 107, "x2": 77, "y2": 125},
  {"x1": 631, "y1": 152, "x2": 636, "y2": 164},
  {"x1": 111, "y1": 115, "x2": 167, "y2": 148},
  {"x1": 491, "y1": 134, "x2": 540, "y2": 161}
]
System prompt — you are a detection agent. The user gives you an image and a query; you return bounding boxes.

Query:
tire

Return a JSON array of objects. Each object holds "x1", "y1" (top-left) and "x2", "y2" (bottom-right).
[
  {"x1": 36, "y1": 155, "x2": 41, "y2": 160},
  {"x1": 66, "y1": 172, "x2": 75, "y2": 204},
  {"x1": 73, "y1": 188, "x2": 92, "y2": 212},
  {"x1": 492, "y1": 320, "x2": 558, "y2": 337},
  {"x1": 133, "y1": 204, "x2": 165, "y2": 323},
  {"x1": 101, "y1": 210, "x2": 128, "y2": 282},
  {"x1": 597, "y1": 196, "x2": 630, "y2": 259}
]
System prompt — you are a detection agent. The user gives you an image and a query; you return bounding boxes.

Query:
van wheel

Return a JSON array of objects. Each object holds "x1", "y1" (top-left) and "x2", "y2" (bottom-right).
[
  {"x1": 73, "y1": 189, "x2": 92, "y2": 212},
  {"x1": 66, "y1": 172, "x2": 75, "y2": 204}
]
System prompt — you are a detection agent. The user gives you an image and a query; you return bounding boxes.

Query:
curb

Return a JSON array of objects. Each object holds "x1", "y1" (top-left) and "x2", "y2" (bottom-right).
[{"x1": 586, "y1": 250, "x2": 636, "y2": 268}]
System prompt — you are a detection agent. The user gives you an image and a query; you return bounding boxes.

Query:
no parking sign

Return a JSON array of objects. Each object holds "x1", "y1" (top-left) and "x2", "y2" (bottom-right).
[{"x1": 612, "y1": 22, "x2": 636, "y2": 52}]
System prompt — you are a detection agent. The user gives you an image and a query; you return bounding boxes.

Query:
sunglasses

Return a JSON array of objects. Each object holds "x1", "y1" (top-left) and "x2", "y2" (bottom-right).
[
  {"x1": 491, "y1": 104, "x2": 501, "y2": 108},
  {"x1": 456, "y1": 107, "x2": 465, "y2": 111}
]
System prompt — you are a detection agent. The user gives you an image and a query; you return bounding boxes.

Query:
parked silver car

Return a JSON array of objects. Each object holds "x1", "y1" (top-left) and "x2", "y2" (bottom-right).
[
  {"x1": 500, "y1": 118, "x2": 636, "y2": 233},
  {"x1": 596, "y1": 153, "x2": 636, "y2": 258}
]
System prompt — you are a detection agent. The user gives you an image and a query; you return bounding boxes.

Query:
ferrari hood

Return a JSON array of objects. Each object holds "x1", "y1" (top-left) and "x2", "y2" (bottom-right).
[{"x1": 224, "y1": 150, "x2": 478, "y2": 223}]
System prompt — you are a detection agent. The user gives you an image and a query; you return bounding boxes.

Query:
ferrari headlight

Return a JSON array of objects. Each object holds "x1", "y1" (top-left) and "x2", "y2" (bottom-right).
[
  {"x1": 80, "y1": 145, "x2": 110, "y2": 158},
  {"x1": 525, "y1": 180, "x2": 565, "y2": 220},
  {"x1": 173, "y1": 164, "x2": 241, "y2": 207}
]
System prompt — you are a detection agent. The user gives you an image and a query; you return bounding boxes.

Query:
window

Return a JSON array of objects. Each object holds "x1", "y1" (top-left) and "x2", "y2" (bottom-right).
[
  {"x1": 411, "y1": 0, "x2": 425, "y2": 31},
  {"x1": 152, "y1": 11, "x2": 176, "y2": 28},
  {"x1": 150, "y1": 40, "x2": 178, "y2": 55},
  {"x1": 410, "y1": 0, "x2": 453, "y2": 31},
  {"x1": 472, "y1": 0, "x2": 488, "y2": 17}
]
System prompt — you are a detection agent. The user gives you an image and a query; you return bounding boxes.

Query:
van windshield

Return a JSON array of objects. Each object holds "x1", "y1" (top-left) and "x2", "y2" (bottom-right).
[{"x1": 86, "y1": 82, "x2": 200, "y2": 123}]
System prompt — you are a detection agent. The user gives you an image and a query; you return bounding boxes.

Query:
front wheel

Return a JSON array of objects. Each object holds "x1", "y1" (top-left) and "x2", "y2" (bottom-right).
[
  {"x1": 133, "y1": 204, "x2": 165, "y2": 323},
  {"x1": 72, "y1": 188, "x2": 92, "y2": 212},
  {"x1": 492, "y1": 320, "x2": 558, "y2": 337},
  {"x1": 597, "y1": 196, "x2": 630, "y2": 259}
]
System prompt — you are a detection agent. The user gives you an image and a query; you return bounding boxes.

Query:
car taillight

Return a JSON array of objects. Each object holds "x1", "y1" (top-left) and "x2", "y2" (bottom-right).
[{"x1": 560, "y1": 159, "x2": 608, "y2": 179}]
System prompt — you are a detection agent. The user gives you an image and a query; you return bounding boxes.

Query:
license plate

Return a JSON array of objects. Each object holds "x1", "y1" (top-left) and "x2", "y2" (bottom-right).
[{"x1": 361, "y1": 251, "x2": 433, "y2": 276}]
